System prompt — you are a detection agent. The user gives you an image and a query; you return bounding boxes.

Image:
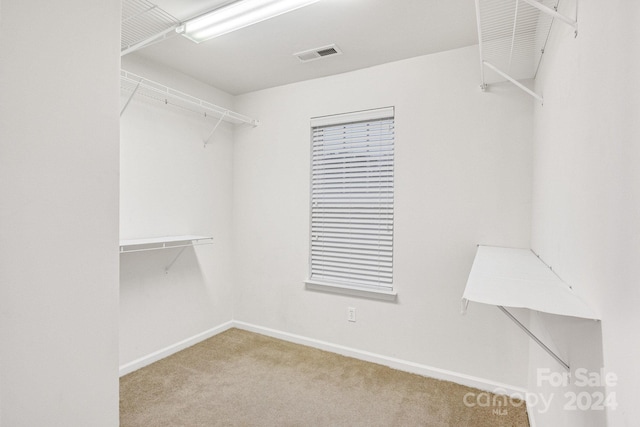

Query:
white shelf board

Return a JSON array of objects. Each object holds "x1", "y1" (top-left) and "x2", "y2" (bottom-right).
[
  {"x1": 463, "y1": 245, "x2": 599, "y2": 320},
  {"x1": 119, "y1": 235, "x2": 213, "y2": 253}
]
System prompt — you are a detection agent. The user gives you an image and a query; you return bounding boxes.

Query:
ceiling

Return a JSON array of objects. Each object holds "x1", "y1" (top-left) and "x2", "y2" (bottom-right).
[{"x1": 127, "y1": 0, "x2": 479, "y2": 95}]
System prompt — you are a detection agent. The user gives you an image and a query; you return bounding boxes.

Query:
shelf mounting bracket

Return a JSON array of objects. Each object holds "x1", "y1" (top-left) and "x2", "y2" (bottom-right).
[
  {"x1": 121, "y1": 25, "x2": 179, "y2": 57},
  {"x1": 482, "y1": 61, "x2": 544, "y2": 104},
  {"x1": 164, "y1": 246, "x2": 188, "y2": 274},
  {"x1": 498, "y1": 306, "x2": 570, "y2": 371},
  {"x1": 121, "y1": 79, "x2": 143, "y2": 117},
  {"x1": 521, "y1": 0, "x2": 578, "y2": 37},
  {"x1": 204, "y1": 110, "x2": 230, "y2": 147}
]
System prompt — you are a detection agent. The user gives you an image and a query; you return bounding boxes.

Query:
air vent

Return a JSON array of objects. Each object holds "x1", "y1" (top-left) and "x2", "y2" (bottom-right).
[
  {"x1": 294, "y1": 44, "x2": 342, "y2": 62},
  {"x1": 317, "y1": 47, "x2": 338, "y2": 56}
]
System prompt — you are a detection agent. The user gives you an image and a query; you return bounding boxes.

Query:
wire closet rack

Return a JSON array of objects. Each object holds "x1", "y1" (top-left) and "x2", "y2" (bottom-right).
[
  {"x1": 119, "y1": 0, "x2": 259, "y2": 143},
  {"x1": 120, "y1": 70, "x2": 259, "y2": 147},
  {"x1": 120, "y1": 70, "x2": 258, "y2": 126},
  {"x1": 475, "y1": 0, "x2": 577, "y2": 102},
  {"x1": 121, "y1": 0, "x2": 181, "y2": 55}
]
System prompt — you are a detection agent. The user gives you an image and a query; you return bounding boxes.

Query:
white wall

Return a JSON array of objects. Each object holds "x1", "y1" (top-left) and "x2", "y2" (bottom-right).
[
  {"x1": 526, "y1": 312, "x2": 605, "y2": 426},
  {"x1": 530, "y1": 0, "x2": 640, "y2": 425},
  {"x1": 233, "y1": 45, "x2": 534, "y2": 387},
  {"x1": 0, "y1": 1, "x2": 120, "y2": 426},
  {"x1": 119, "y1": 56, "x2": 236, "y2": 367}
]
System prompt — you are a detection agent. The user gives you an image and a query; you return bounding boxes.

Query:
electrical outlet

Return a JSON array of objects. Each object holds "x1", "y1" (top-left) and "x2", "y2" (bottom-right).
[{"x1": 347, "y1": 307, "x2": 356, "y2": 322}]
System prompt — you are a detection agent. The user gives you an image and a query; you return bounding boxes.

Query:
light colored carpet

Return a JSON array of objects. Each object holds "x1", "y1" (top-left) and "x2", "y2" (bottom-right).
[{"x1": 120, "y1": 328, "x2": 529, "y2": 426}]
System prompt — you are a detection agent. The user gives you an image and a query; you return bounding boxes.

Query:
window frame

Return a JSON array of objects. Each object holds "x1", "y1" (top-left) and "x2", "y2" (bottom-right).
[{"x1": 305, "y1": 107, "x2": 397, "y2": 301}]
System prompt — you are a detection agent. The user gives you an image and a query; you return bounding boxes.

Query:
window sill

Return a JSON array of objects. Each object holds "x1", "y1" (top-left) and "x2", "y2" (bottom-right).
[{"x1": 304, "y1": 279, "x2": 397, "y2": 302}]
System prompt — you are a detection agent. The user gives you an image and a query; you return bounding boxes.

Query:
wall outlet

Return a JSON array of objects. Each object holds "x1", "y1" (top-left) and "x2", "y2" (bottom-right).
[{"x1": 347, "y1": 307, "x2": 356, "y2": 322}]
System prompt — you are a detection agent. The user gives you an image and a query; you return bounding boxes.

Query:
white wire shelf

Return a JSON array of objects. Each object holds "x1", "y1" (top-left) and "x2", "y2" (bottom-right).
[
  {"x1": 120, "y1": 69, "x2": 259, "y2": 127},
  {"x1": 121, "y1": 0, "x2": 180, "y2": 55},
  {"x1": 119, "y1": 235, "x2": 214, "y2": 253},
  {"x1": 475, "y1": 0, "x2": 577, "y2": 102},
  {"x1": 120, "y1": 235, "x2": 214, "y2": 273}
]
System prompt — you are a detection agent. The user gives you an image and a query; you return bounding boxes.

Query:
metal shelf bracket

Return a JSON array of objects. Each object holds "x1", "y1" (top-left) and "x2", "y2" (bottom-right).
[
  {"x1": 120, "y1": 79, "x2": 143, "y2": 117},
  {"x1": 121, "y1": 25, "x2": 179, "y2": 57},
  {"x1": 498, "y1": 306, "x2": 570, "y2": 371},
  {"x1": 164, "y1": 246, "x2": 188, "y2": 274},
  {"x1": 483, "y1": 61, "x2": 544, "y2": 104},
  {"x1": 521, "y1": 0, "x2": 578, "y2": 37},
  {"x1": 204, "y1": 111, "x2": 230, "y2": 147}
]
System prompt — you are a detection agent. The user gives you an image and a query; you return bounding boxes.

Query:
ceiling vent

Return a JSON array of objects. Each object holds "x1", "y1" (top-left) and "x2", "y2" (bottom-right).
[{"x1": 294, "y1": 44, "x2": 342, "y2": 62}]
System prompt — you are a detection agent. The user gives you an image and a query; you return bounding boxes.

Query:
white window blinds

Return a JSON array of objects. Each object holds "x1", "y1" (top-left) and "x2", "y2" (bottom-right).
[{"x1": 309, "y1": 107, "x2": 394, "y2": 291}]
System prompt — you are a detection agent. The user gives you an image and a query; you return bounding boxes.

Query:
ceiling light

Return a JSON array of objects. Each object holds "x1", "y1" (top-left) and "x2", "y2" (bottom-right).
[{"x1": 177, "y1": 0, "x2": 321, "y2": 43}]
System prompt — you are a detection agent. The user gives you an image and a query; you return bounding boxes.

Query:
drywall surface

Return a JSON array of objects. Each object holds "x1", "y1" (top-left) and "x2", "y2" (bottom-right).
[
  {"x1": 0, "y1": 1, "x2": 120, "y2": 426},
  {"x1": 119, "y1": 56, "x2": 236, "y2": 366},
  {"x1": 526, "y1": 311, "x2": 605, "y2": 426},
  {"x1": 531, "y1": 0, "x2": 640, "y2": 425},
  {"x1": 233, "y1": 45, "x2": 534, "y2": 388}
]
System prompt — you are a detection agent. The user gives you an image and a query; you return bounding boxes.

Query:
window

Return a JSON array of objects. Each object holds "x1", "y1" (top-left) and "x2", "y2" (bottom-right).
[{"x1": 306, "y1": 107, "x2": 395, "y2": 299}]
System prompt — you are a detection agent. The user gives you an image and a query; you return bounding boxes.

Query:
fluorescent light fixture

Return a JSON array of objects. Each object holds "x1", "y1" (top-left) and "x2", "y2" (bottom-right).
[{"x1": 177, "y1": 0, "x2": 321, "y2": 43}]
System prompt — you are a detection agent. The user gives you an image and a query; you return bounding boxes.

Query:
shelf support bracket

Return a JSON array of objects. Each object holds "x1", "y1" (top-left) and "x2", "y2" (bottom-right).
[
  {"x1": 498, "y1": 306, "x2": 570, "y2": 371},
  {"x1": 121, "y1": 79, "x2": 143, "y2": 117},
  {"x1": 164, "y1": 246, "x2": 188, "y2": 274},
  {"x1": 121, "y1": 25, "x2": 180, "y2": 57},
  {"x1": 204, "y1": 111, "x2": 229, "y2": 147},
  {"x1": 482, "y1": 61, "x2": 544, "y2": 104},
  {"x1": 461, "y1": 298, "x2": 470, "y2": 315},
  {"x1": 521, "y1": 0, "x2": 578, "y2": 37}
]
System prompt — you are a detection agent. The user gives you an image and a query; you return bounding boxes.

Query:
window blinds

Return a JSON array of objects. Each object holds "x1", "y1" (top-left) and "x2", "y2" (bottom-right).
[{"x1": 310, "y1": 107, "x2": 394, "y2": 291}]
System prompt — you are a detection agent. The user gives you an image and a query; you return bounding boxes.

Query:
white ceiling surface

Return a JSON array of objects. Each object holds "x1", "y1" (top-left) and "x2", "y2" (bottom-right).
[{"x1": 131, "y1": 0, "x2": 479, "y2": 95}]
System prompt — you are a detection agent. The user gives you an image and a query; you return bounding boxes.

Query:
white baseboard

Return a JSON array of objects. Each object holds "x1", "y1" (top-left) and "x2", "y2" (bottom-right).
[
  {"x1": 233, "y1": 321, "x2": 528, "y2": 399},
  {"x1": 119, "y1": 321, "x2": 234, "y2": 377},
  {"x1": 527, "y1": 406, "x2": 538, "y2": 427},
  {"x1": 119, "y1": 319, "x2": 527, "y2": 401}
]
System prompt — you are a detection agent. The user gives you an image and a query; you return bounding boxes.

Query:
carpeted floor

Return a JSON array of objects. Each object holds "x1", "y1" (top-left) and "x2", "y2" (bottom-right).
[{"x1": 120, "y1": 328, "x2": 529, "y2": 426}]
